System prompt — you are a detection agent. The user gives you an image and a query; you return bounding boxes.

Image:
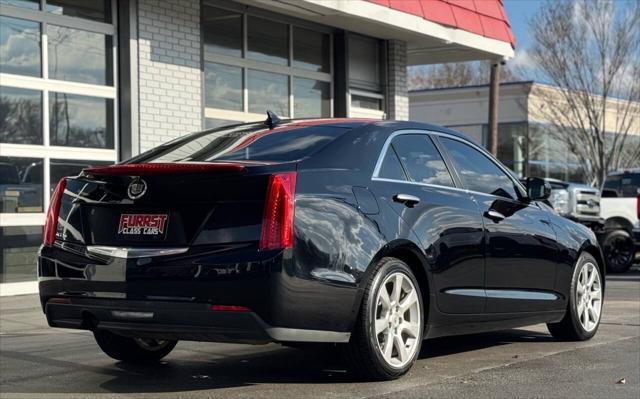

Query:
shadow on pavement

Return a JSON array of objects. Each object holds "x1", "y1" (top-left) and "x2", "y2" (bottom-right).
[{"x1": 1, "y1": 327, "x2": 552, "y2": 394}]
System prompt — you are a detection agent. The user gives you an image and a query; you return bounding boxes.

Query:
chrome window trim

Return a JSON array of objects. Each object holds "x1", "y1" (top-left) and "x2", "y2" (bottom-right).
[
  {"x1": 371, "y1": 129, "x2": 529, "y2": 201},
  {"x1": 86, "y1": 246, "x2": 189, "y2": 259},
  {"x1": 444, "y1": 288, "x2": 559, "y2": 301}
]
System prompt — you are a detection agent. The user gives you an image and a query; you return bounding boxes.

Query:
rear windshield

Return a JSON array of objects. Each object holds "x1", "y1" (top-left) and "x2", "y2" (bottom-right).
[{"x1": 133, "y1": 124, "x2": 349, "y2": 164}]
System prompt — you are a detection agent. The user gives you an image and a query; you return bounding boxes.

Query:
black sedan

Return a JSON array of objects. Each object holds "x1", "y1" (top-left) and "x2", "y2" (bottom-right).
[{"x1": 39, "y1": 116, "x2": 604, "y2": 380}]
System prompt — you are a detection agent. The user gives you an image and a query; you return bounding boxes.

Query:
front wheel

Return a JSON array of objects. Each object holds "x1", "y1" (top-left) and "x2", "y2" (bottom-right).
[
  {"x1": 547, "y1": 253, "x2": 603, "y2": 341},
  {"x1": 94, "y1": 330, "x2": 177, "y2": 363},
  {"x1": 344, "y1": 257, "x2": 424, "y2": 380}
]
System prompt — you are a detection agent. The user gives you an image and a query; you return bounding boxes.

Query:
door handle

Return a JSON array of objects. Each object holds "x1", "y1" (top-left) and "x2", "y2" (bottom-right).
[
  {"x1": 484, "y1": 209, "x2": 506, "y2": 222},
  {"x1": 393, "y1": 193, "x2": 420, "y2": 207}
]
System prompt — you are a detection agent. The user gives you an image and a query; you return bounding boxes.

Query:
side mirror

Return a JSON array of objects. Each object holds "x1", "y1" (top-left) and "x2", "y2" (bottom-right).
[{"x1": 525, "y1": 177, "x2": 551, "y2": 201}]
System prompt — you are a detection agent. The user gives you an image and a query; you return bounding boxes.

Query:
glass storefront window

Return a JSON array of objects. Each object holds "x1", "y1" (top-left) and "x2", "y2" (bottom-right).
[
  {"x1": 203, "y1": 6, "x2": 242, "y2": 58},
  {"x1": 293, "y1": 27, "x2": 330, "y2": 72},
  {"x1": 0, "y1": 226, "x2": 42, "y2": 283},
  {"x1": 0, "y1": 16, "x2": 41, "y2": 77},
  {"x1": 205, "y1": 118, "x2": 238, "y2": 129},
  {"x1": 293, "y1": 77, "x2": 330, "y2": 118},
  {"x1": 49, "y1": 92, "x2": 114, "y2": 148},
  {"x1": 248, "y1": 69, "x2": 288, "y2": 116},
  {"x1": 46, "y1": 0, "x2": 111, "y2": 23},
  {"x1": 204, "y1": 62, "x2": 243, "y2": 111},
  {"x1": 48, "y1": 25, "x2": 112, "y2": 85},
  {"x1": 351, "y1": 95, "x2": 382, "y2": 111},
  {"x1": 0, "y1": 157, "x2": 43, "y2": 213},
  {"x1": 0, "y1": 0, "x2": 39, "y2": 9},
  {"x1": 0, "y1": 87, "x2": 42, "y2": 144},
  {"x1": 247, "y1": 16, "x2": 288, "y2": 66}
]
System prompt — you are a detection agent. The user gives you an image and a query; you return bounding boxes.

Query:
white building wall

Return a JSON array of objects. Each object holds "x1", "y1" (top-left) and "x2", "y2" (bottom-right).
[{"x1": 137, "y1": 0, "x2": 202, "y2": 152}]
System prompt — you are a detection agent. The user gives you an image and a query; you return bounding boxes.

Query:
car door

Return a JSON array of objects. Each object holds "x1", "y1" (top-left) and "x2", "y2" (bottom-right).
[
  {"x1": 371, "y1": 132, "x2": 486, "y2": 314},
  {"x1": 437, "y1": 136, "x2": 561, "y2": 313}
]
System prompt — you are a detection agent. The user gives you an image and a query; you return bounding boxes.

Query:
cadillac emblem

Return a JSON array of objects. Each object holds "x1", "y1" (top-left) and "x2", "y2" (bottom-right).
[{"x1": 127, "y1": 177, "x2": 147, "y2": 200}]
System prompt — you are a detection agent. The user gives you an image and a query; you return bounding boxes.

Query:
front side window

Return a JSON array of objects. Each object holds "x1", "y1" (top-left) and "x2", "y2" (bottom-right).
[
  {"x1": 390, "y1": 135, "x2": 454, "y2": 187},
  {"x1": 440, "y1": 137, "x2": 518, "y2": 200}
]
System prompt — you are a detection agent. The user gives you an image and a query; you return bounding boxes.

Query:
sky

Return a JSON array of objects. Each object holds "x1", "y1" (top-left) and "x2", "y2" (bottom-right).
[{"x1": 503, "y1": 0, "x2": 544, "y2": 50}]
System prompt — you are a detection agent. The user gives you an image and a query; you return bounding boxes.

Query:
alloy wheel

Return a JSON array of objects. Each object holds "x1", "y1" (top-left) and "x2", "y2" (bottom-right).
[
  {"x1": 575, "y1": 262, "x2": 602, "y2": 332},
  {"x1": 604, "y1": 235, "x2": 633, "y2": 270},
  {"x1": 374, "y1": 272, "x2": 421, "y2": 368}
]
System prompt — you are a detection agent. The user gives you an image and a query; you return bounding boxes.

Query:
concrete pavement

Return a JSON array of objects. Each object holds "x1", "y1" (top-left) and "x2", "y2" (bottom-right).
[{"x1": 1, "y1": 269, "x2": 638, "y2": 399}]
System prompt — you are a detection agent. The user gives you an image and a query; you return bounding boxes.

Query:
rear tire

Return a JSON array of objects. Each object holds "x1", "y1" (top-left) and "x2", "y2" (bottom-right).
[
  {"x1": 602, "y1": 229, "x2": 634, "y2": 273},
  {"x1": 344, "y1": 257, "x2": 424, "y2": 381},
  {"x1": 547, "y1": 253, "x2": 603, "y2": 341},
  {"x1": 93, "y1": 330, "x2": 177, "y2": 363}
]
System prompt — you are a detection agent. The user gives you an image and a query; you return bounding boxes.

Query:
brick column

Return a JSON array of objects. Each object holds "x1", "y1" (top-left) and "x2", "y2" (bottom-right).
[
  {"x1": 137, "y1": 0, "x2": 202, "y2": 152},
  {"x1": 387, "y1": 40, "x2": 408, "y2": 121}
]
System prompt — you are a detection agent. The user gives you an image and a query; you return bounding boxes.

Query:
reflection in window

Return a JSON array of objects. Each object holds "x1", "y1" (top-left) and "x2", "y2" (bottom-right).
[
  {"x1": 0, "y1": 87, "x2": 42, "y2": 144},
  {"x1": 351, "y1": 95, "x2": 382, "y2": 111},
  {"x1": 248, "y1": 69, "x2": 288, "y2": 116},
  {"x1": 247, "y1": 16, "x2": 288, "y2": 66},
  {"x1": 348, "y1": 34, "x2": 381, "y2": 91},
  {"x1": 0, "y1": 156, "x2": 43, "y2": 213},
  {"x1": 204, "y1": 62, "x2": 242, "y2": 111},
  {"x1": 392, "y1": 135, "x2": 454, "y2": 187},
  {"x1": 0, "y1": 0, "x2": 38, "y2": 9},
  {"x1": 46, "y1": 0, "x2": 111, "y2": 23},
  {"x1": 48, "y1": 25, "x2": 112, "y2": 85},
  {"x1": 50, "y1": 158, "x2": 111, "y2": 193},
  {"x1": 378, "y1": 147, "x2": 407, "y2": 181},
  {"x1": 293, "y1": 78, "x2": 330, "y2": 118},
  {"x1": 293, "y1": 27, "x2": 329, "y2": 72},
  {"x1": 49, "y1": 92, "x2": 114, "y2": 149},
  {"x1": 440, "y1": 137, "x2": 518, "y2": 200},
  {"x1": 0, "y1": 16, "x2": 41, "y2": 77},
  {"x1": 0, "y1": 225, "x2": 42, "y2": 283},
  {"x1": 203, "y1": 6, "x2": 242, "y2": 58}
]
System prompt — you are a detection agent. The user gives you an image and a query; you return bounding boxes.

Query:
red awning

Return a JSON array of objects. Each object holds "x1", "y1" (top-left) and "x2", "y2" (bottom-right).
[{"x1": 367, "y1": 0, "x2": 515, "y2": 48}]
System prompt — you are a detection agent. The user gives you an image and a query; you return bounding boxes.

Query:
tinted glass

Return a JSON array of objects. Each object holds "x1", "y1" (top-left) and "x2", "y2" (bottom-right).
[
  {"x1": 46, "y1": 0, "x2": 111, "y2": 23},
  {"x1": 293, "y1": 27, "x2": 329, "y2": 72},
  {"x1": 248, "y1": 69, "x2": 288, "y2": 116},
  {"x1": 247, "y1": 16, "x2": 288, "y2": 66},
  {"x1": 440, "y1": 137, "x2": 518, "y2": 200},
  {"x1": 378, "y1": 147, "x2": 407, "y2": 181},
  {"x1": 1, "y1": 226, "x2": 42, "y2": 283},
  {"x1": 0, "y1": 16, "x2": 40, "y2": 77},
  {"x1": 0, "y1": 0, "x2": 39, "y2": 9},
  {"x1": 391, "y1": 135, "x2": 454, "y2": 187},
  {"x1": 50, "y1": 159, "x2": 111, "y2": 193},
  {"x1": 620, "y1": 174, "x2": 640, "y2": 197},
  {"x1": 139, "y1": 125, "x2": 348, "y2": 163},
  {"x1": 203, "y1": 6, "x2": 242, "y2": 58},
  {"x1": 48, "y1": 25, "x2": 112, "y2": 85},
  {"x1": 602, "y1": 175, "x2": 620, "y2": 197},
  {"x1": 293, "y1": 78, "x2": 330, "y2": 118},
  {"x1": 204, "y1": 62, "x2": 243, "y2": 111},
  {"x1": 348, "y1": 34, "x2": 380, "y2": 91},
  {"x1": 0, "y1": 156, "x2": 43, "y2": 213},
  {"x1": 0, "y1": 87, "x2": 42, "y2": 144},
  {"x1": 49, "y1": 92, "x2": 114, "y2": 149}
]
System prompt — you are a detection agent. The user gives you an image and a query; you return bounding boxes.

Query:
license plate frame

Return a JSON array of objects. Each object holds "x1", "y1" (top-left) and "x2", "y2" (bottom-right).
[{"x1": 116, "y1": 212, "x2": 170, "y2": 241}]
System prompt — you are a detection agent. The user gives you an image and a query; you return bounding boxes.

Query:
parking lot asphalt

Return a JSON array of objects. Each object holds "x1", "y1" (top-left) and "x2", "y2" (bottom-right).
[{"x1": 1, "y1": 268, "x2": 638, "y2": 399}]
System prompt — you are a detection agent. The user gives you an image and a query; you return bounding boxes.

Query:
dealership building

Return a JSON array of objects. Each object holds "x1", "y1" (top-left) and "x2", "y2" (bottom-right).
[
  {"x1": 409, "y1": 81, "x2": 640, "y2": 183},
  {"x1": 0, "y1": 0, "x2": 514, "y2": 293}
]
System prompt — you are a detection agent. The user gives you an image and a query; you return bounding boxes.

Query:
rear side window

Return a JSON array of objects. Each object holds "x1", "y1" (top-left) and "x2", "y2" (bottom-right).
[
  {"x1": 378, "y1": 147, "x2": 407, "y2": 181},
  {"x1": 603, "y1": 174, "x2": 640, "y2": 197},
  {"x1": 390, "y1": 135, "x2": 455, "y2": 187},
  {"x1": 136, "y1": 124, "x2": 349, "y2": 163},
  {"x1": 440, "y1": 137, "x2": 518, "y2": 200}
]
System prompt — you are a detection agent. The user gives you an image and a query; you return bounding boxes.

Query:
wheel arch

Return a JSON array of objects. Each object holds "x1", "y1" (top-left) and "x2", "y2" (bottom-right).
[
  {"x1": 604, "y1": 216, "x2": 633, "y2": 233},
  {"x1": 351, "y1": 239, "x2": 432, "y2": 332},
  {"x1": 580, "y1": 242, "x2": 606, "y2": 291}
]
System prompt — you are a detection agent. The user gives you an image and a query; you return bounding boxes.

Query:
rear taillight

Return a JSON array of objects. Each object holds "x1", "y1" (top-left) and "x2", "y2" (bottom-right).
[
  {"x1": 259, "y1": 172, "x2": 297, "y2": 251},
  {"x1": 43, "y1": 178, "x2": 66, "y2": 246}
]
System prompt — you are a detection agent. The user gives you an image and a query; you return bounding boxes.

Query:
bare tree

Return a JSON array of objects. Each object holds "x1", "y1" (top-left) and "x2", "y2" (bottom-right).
[
  {"x1": 408, "y1": 60, "x2": 518, "y2": 90},
  {"x1": 528, "y1": 0, "x2": 640, "y2": 187}
]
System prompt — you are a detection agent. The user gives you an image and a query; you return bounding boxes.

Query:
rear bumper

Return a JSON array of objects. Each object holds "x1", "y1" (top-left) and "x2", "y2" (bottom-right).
[{"x1": 44, "y1": 298, "x2": 350, "y2": 344}]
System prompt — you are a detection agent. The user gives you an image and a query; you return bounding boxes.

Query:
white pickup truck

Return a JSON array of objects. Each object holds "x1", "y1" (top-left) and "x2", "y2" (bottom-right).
[{"x1": 600, "y1": 170, "x2": 640, "y2": 273}]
